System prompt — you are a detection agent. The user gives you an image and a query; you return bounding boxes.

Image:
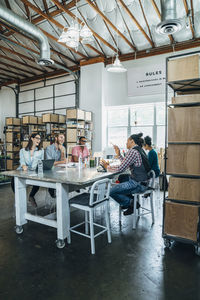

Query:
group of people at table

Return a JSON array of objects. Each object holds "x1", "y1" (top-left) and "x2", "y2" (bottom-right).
[{"x1": 10, "y1": 132, "x2": 160, "y2": 215}]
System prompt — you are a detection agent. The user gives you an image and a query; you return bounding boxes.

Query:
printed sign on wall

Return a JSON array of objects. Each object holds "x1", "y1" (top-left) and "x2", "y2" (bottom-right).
[{"x1": 128, "y1": 64, "x2": 166, "y2": 97}]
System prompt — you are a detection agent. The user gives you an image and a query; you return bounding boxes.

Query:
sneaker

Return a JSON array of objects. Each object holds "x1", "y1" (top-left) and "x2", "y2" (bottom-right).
[
  {"x1": 123, "y1": 206, "x2": 133, "y2": 215},
  {"x1": 123, "y1": 202, "x2": 141, "y2": 216},
  {"x1": 29, "y1": 196, "x2": 37, "y2": 208}
]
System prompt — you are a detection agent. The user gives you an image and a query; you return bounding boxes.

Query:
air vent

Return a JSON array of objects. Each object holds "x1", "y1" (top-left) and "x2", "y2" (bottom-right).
[
  {"x1": 156, "y1": 0, "x2": 183, "y2": 35},
  {"x1": 156, "y1": 19, "x2": 182, "y2": 35},
  {"x1": 38, "y1": 59, "x2": 54, "y2": 66}
]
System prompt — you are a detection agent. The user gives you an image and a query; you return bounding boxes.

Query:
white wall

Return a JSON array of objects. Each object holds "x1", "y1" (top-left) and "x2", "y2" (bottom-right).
[
  {"x1": 0, "y1": 87, "x2": 16, "y2": 141},
  {"x1": 80, "y1": 47, "x2": 200, "y2": 151},
  {"x1": 80, "y1": 62, "x2": 104, "y2": 152}
]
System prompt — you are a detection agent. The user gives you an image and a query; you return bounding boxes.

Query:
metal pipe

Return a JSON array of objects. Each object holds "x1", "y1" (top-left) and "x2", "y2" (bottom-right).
[
  {"x1": 161, "y1": 0, "x2": 176, "y2": 21},
  {"x1": 0, "y1": 5, "x2": 54, "y2": 66}
]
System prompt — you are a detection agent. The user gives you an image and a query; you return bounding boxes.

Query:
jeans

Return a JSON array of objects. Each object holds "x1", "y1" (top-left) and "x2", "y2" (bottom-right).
[
  {"x1": 110, "y1": 175, "x2": 147, "y2": 207},
  {"x1": 11, "y1": 177, "x2": 39, "y2": 197}
]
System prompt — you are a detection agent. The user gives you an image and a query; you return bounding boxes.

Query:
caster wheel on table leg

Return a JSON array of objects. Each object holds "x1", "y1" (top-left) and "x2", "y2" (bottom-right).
[
  {"x1": 195, "y1": 245, "x2": 200, "y2": 256},
  {"x1": 164, "y1": 238, "x2": 171, "y2": 248},
  {"x1": 15, "y1": 226, "x2": 23, "y2": 235},
  {"x1": 56, "y1": 239, "x2": 65, "y2": 249}
]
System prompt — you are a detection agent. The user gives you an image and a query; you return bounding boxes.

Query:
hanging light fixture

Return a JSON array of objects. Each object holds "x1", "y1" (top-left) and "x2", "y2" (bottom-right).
[
  {"x1": 57, "y1": 0, "x2": 93, "y2": 50},
  {"x1": 107, "y1": 8, "x2": 127, "y2": 73}
]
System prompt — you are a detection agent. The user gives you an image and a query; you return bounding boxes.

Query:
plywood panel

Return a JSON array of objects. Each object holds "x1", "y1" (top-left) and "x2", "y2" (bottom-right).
[
  {"x1": 172, "y1": 94, "x2": 200, "y2": 104},
  {"x1": 168, "y1": 55, "x2": 199, "y2": 82},
  {"x1": 167, "y1": 144, "x2": 200, "y2": 176},
  {"x1": 168, "y1": 107, "x2": 200, "y2": 142},
  {"x1": 168, "y1": 177, "x2": 200, "y2": 203},
  {"x1": 164, "y1": 201, "x2": 200, "y2": 241}
]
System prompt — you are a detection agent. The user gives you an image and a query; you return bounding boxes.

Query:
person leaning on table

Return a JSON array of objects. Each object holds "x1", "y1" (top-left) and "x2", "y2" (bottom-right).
[
  {"x1": 101, "y1": 133, "x2": 151, "y2": 216},
  {"x1": 45, "y1": 133, "x2": 67, "y2": 198},
  {"x1": 11, "y1": 133, "x2": 44, "y2": 208}
]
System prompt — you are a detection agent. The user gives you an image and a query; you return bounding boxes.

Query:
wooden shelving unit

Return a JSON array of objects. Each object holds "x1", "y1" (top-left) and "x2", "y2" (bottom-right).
[
  {"x1": 163, "y1": 52, "x2": 200, "y2": 255},
  {"x1": 66, "y1": 108, "x2": 93, "y2": 161},
  {"x1": 5, "y1": 117, "x2": 21, "y2": 170}
]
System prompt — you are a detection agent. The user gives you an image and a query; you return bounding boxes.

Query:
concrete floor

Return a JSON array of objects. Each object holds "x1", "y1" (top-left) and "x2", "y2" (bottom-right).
[{"x1": 0, "y1": 184, "x2": 199, "y2": 300}]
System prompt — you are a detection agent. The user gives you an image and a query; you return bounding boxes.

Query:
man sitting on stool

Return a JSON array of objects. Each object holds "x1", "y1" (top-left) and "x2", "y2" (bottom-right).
[{"x1": 45, "y1": 133, "x2": 67, "y2": 198}]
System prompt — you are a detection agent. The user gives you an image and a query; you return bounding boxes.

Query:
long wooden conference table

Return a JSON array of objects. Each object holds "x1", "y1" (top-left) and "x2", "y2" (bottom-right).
[{"x1": 3, "y1": 166, "x2": 117, "y2": 248}]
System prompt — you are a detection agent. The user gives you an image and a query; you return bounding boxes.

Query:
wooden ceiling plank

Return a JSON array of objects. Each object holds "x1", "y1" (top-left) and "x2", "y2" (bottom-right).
[
  {"x1": 84, "y1": 44, "x2": 104, "y2": 57},
  {"x1": 24, "y1": 3, "x2": 30, "y2": 20},
  {"x1": 0, "y1": 44, "x2": 36, "y2": 62},
  {"x1": 85, "y1": 0, "x2": 135, "y2": 50},
  {"x1": 182, "y1": 0, "x2": 195, "y2": 38},
  {"x1": 115, "y1": 0, "x2": 137, "y2": 50},
  {"x1": 138, "y1": 0, "x2": 154, "y2": 47},
  {"x1": 0, "y1": 66, "x2": 79, "y2": 88},
  {"x1": 0, "y1": 60, "x2": 35, "y2": 76},
  {"x1": 0, "y1": 53, "x2": 43, "y2": 73},
  {"x1": 32, "y1": 0, "x2": 80, "y2": 24},
  {"x1": 150, "y1": 0, "x2": 174, "y2": 43},
  {"x1": 77, "y1": 9, "x2": 106, "y2": 56},
  {"x1": 20, "y1": 0, "x2": 63, "y2": 30},
  {"x1": 117, "y1": 0, "x2": 153, "y2": 47},
  {"x1": 4, "y1": 0, "x2": 11, "y2": 9},
  {"x1": 42, "y1": 0, "x2": 49, "y2": 14},
  {"x1": 0, "y1": 66, "x2": 27, "y2": 78},
  {"x1": 51, "y1": 0, "x2": 118, "y2": 53}
]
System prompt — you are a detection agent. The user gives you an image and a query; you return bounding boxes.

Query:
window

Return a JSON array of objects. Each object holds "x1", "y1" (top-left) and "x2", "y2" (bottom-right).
[{"x1": 106, "y1": 102, "x2": 165, "y2": 149}]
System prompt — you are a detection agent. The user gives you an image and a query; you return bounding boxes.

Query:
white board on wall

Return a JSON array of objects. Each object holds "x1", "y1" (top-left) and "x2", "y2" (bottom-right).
[{"x1": 127, "y1": 63, "x2": 166, "y2": 97}]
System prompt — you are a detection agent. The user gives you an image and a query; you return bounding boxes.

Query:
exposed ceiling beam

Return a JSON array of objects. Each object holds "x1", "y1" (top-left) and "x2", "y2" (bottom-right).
[
  {"x1": 19, "y1": 1, "x2": 89, "y2": 59},
  {"x1": 0, "y1": 66, "x2": 27, "y2": 78},
  {"x1": 51, "y1": 0, "x2": 118, "y2": 53},
  {"x1": 0, "y1": 20, "x2": 77, "y2": 65},
  {"x1": 0, "y1": 66, "x2": 79, "y2": 88},
  {"x1": 20, "y1": 0, "x2": 64, "y2": 30},
  {"x1": 0, "y1": 60, "x2": 35, "y2": 76},
  {"x1": 24, "y1": 3, "x2": 30, "y2": 20},
  {"x1": 117, "y1": 0, "x2": 153, "y2": 47},
  {"x1": 42, "y1": 0, "x2": 49, "y2": 14},
  {"x1": 84, "y1": 44, "x2": 104, "y2": 57},
  {"x1": 85, "y1": 0, "x2": 136, "y2": 51},
  {"x1": 150, "y1": 0, "x2": 174, "y2": 43},
  {"x1": 31, "y1": 0, "x2": 80, "y2": 25},
  {"x1": 107, "y1": 38, "x2": 200, "y2": 64},
  {"x1": 0, "y1": 71, "x2": 19, "y2": 80},
  {"x1": 0, "y1": 53, "x2": 44, "y2": 73},
  {"x1": 138, "y1": 0, "x2": 154, "y2": 47},
  {"x1": 0, "y1": 44, "x2": 38, "y2": 63},
  {"x1": 4, "y1": 0, "x2": 11, "y2": 9},
  {"x1": 182, "y1": 0, "x2": 195, "y2": 38}
]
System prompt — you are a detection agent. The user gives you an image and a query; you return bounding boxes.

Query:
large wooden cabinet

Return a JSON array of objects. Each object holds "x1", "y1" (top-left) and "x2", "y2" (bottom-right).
[{"x1": 163, "y1": 52, "x2": 200, "y2": 255}]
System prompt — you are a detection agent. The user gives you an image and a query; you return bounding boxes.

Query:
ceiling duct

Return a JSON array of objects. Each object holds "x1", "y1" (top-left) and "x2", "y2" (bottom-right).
[
  {"x1": 156, "y1": 0, "x2": 182, "y2": 35},
  {"x1": 0, "y1": 4, "x2": 54, "y2": 66}
]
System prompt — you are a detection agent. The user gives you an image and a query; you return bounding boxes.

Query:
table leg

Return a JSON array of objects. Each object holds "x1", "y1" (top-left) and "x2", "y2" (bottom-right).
[
  {"x1": 56, "y1": 183, "x2": 70, "y2": 245},
  {"x1": 15, "y1": 177, "x2": 27, "y2": 231}
]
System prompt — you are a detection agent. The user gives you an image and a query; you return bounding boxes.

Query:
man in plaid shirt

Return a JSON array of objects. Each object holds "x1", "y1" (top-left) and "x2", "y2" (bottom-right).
[{"x1": 101, "y1": 133, "x2": 150, "y2": 215}]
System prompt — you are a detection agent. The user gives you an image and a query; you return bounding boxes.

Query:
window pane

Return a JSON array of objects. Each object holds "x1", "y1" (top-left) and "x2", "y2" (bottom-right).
[
  {"x1": 157, "y1": 126, "x2": 165, "y2": 148},
  {"x1": 156, "y1": 103, "x2": 165, "y2": 125},
  {"x1": 108, "y1": 108, "x2": 128, "y2": 126},
  {"x1": 108, "y1": 127, "x2": 127, "y2": 148},
  {"x1": 130, "y1": 104, "x2": 154, "y2": 126},
  {"x1": 131, "y1": 127, "x2": 153, "y2": 139}
]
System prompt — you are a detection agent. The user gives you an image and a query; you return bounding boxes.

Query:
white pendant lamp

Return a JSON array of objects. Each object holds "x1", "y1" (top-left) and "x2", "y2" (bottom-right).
[{"x1": 107, "y1": 55, "x2": 127, "y2": 73}]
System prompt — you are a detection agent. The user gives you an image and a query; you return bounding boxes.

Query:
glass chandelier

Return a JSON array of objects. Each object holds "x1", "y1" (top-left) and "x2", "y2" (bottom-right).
[{"x1": 58, "y1": 0, "x2": 93, "y2": 50}]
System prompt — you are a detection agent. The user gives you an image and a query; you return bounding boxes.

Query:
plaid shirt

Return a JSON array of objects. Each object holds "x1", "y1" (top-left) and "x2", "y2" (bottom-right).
[{"x1": 108, "y1": 146, "x2": 142, "y2": 175}]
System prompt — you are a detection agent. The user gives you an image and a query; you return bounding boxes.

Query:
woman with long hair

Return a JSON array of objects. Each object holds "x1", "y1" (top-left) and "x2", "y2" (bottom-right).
[
  {"x1": 11, "y1": 133, "x2": 44, "y2": 207},
  {"x1": 144, "y1": 136, "x2": 160, "y2": 178}
]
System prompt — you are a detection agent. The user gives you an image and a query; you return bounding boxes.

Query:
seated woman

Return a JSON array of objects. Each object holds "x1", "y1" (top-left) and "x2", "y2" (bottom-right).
[
  {"x1": 71, "y1": 136, "x2": 90, "y2": 162},
  {"x1": 144, "y1": 136, "x2": 160, "y2": 178},
  {"x1": 101, "y1": 133, "x2": 151, "y2": 215},
  {"x1": 11, "y1": 133, "x2": 44, "y2": 208}
]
